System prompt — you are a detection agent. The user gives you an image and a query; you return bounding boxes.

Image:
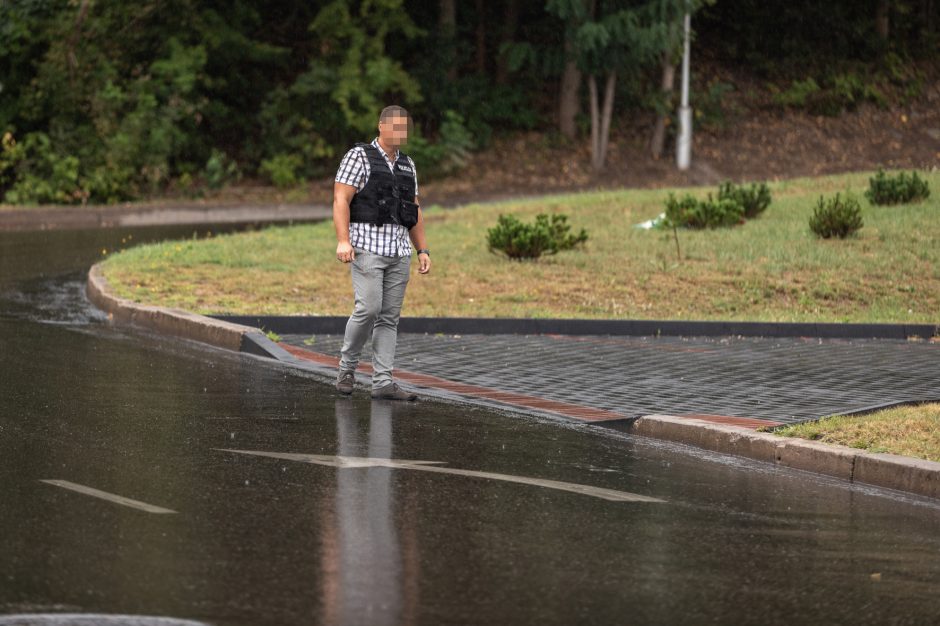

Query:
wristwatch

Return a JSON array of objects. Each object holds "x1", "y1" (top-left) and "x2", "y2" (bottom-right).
[{"x1": 417, "y1": 248, "x2": 430, "y2": 256}]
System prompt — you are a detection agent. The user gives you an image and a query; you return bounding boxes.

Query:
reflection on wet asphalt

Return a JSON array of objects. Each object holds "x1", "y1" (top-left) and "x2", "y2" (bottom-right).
[{"x1": 1, "y1": 226, "x2": 939, "y2": 625}]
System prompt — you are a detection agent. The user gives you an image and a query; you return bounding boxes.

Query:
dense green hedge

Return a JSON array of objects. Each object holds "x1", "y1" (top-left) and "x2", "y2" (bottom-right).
[{"x1": 1, "y1": 0, "x2": 935, "y2": 204}]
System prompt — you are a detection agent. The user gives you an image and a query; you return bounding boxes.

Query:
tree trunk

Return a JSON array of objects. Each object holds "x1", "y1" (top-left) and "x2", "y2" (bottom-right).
[
  {"x1": 921, "y1": 0, "x2": 935, "y2": 39},
  {"x1": 66, "y1": 0, "x2": 91, "y2": 78},
  {"x1": 650, "y1": 52, "x2": 676, "y2": 160},
  {"x1": 475, "y1": 0, "x2": 486, "y2": 74},
  {"x1": 439, "y1": 0, "x2": 455, "y2": 27},
  {"x1": 589, "y1": 75, "x2": 599, "y2": 169},
  {"x1": 558, "y1": 35, "x2": 581, "y2": 140},
  {"x1": 876, "y1": 0, "x2": 890, "y2": 41},
  {"x1": 588, "y1": 72, "x2": 616, "y2": 171},
  {"x1": 586, "y1": 0, "x2": 599, "y2": 161},
  {"x1": 598, "y1": 71, "x2": 616, "y2": 169},
  {"x1": 439, "y1": 0, "x2": 457, "y2": 81},
  {"x1": 495, "y1": 0, "x2": 519, "y2": 85}
]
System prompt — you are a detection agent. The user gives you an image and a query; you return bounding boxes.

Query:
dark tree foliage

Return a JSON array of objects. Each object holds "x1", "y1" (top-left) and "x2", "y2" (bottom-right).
[{"x1": 0, "y1": 0, "x2": 936, "y2": 203}]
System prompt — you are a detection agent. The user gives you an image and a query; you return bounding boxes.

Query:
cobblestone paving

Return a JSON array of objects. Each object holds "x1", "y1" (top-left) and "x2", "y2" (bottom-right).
[{"x1": 281, "y1": 333, "x2": 940, "y2": 425}]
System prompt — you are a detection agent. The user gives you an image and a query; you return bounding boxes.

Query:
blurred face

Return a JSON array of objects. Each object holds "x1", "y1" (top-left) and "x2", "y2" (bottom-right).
[{"x1": 378, "y1": 115, "x2": 409, "y2": 148}]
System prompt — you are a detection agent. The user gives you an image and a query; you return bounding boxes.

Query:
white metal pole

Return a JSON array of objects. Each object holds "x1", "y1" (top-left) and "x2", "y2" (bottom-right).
[{"x1": 677, "y1": 10, "x2": 692, "y2": 171}]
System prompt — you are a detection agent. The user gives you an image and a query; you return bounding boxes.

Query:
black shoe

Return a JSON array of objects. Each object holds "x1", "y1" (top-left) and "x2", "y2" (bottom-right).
[
  {"x1": 335, "y1": 369, "x2": 355, "y2": 395},
  {"x1": 371, "y1": 382, "x2": 417, "y2": 401}
]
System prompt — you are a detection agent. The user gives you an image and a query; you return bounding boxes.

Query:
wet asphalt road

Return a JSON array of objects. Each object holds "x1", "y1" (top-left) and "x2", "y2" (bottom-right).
[{"x1": 1, "y1": 226, "x2": 940, "y2": 626}]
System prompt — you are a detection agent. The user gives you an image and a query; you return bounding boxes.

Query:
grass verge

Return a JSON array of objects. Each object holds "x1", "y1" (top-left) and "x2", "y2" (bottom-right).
[
  {"x1": 773, "y1": 403, "x2": 940, "y2": 462},
  {"x1": 99, "y1": 169, "x2": 940, "y2": 323}
]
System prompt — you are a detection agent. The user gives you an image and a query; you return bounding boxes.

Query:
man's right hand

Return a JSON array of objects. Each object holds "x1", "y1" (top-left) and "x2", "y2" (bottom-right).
[{"x1": 336, "y1": 241, "x2": 355, "y2": 263}]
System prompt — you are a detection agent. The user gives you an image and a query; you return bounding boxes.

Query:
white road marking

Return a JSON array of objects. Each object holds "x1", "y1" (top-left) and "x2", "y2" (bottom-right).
[
  {"x1": 216, "y1": 449, "x2": 665, "y2": 503},
  {"x1": 39, "y1": 480, "x2": 177, "y2": 514}
]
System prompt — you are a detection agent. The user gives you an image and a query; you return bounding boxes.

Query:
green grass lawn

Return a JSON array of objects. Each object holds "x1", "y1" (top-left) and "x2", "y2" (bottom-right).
[
  {"x1": 773, "y1": 403, "x2": 940, "y2": 462},
  {"x1": 99, "y1": 169, "x2": 940, "y2": 324}
]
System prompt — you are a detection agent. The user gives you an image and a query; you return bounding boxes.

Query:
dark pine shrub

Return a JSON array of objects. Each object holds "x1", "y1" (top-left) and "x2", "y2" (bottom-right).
[
  {"x1": 487, "y1": 213, "x2": 588, "y2": 260},
  {"x1": 664, "y1": 192, "x2": 745, "y2": 229},
  {"x1": 865, "y1": 169, "x2": 930, "y2": 206},
  {"x1": 717, "y1": 180, "x2": 772, "y2": 218},
  {"x1": 809, "y1": 192, "x2": 863, "y2": 239}
]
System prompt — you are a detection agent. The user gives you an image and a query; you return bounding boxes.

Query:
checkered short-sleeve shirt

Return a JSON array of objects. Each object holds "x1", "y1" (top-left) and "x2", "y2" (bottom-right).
[{"x1": 335, "y1": 137, "x2": 417, "y2": 257}]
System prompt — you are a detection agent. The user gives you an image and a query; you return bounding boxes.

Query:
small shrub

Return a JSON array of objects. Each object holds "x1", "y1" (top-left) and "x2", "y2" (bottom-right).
[
  {"x1": 831, "y1": 71, "x2": 887, "y2": 111},
  {"x1": 695, "y1": 80, "x2": 735, "y2": 130},
  {"x1": 717, "y1": 180, "x2": 772, "y2": 218},
  {"x1": 405, "y1": 110, "x2": 474, "y2": 178},
  {"x1": 773, "y1": 78, "x2": 821, "y2": 109},
  {"x1": 773, "y1": 73, "x2": 887, "y2": 117},
  {"x1": 0, "y1": 132, "x2": 20, "y2": 195},
  {"x1": 205, "y1": 149, "x2": 241, "y2": 190},
  {"x1": 260, "y1": 153, "x2": 304, "y2": 189},
  {"x1": 82, "y1": 164, "x2": 136, "y2": 204},
  {"x1": 865, "y1": 169, "x2": 930, "y2": 205},
  {"x1": 487, "y1": 213, "x2": 588, "y2": 260},
  {"x1": 1, "y1": 131, "x2": 85, "y2": 204},
  {"x1": 664, "y1": 193, "x2": 744, "y2": 229},
  {"x1": 809, "y1": 192, "x2": 863, "y2": 239},
  {"x1": 662, "y1": 194, "x2": 699, "y2": 227}
]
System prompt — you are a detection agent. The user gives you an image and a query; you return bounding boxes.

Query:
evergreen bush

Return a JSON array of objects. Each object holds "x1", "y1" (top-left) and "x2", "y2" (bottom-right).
[
  {"x1": 717, "y1": 180, "x2": 772, "y2": 218},
  {"x1": 809, "y1": 192, "x2": 863, "y2": 238},
  {"x1": 865, "y1": 169, "x2": 930, "y2": 205},
  {"x1": 664, "y1": 193, "x2": 745, "y2": 229},
  {"x1": 487, "y1": 213, "x2": 588, "y2": 260}
]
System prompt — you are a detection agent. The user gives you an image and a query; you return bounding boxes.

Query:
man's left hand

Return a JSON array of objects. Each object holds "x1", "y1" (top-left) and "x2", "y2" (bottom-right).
[{"x1": 417, "y1": 252, "x2": 431, "y2": 274}]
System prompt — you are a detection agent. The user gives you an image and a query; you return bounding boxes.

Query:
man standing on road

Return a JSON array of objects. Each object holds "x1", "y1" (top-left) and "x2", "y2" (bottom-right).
[{"x1": 333, "y1": 105, "x2": 431, "y2": 400}]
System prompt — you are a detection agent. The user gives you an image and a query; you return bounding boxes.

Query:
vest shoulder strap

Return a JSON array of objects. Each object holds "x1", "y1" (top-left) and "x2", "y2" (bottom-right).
[
  {"x1": 358, "y1": 143, "x2": 390, "y2": 169},
  {"x1": 355, "y1": 142, "x2": 409, "y2": 164}
]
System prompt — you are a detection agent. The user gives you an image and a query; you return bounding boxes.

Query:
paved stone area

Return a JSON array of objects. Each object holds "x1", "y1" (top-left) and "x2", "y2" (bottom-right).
[{"x1": 280, "y1": 332, "x2": 940, "y2": 425}]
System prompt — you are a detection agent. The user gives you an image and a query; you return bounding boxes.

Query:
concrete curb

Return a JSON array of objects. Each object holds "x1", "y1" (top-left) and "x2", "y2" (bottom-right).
[
  {"x1": 86, "y1": 263, "x2": 257, "y2": 352},
  {"x1": 629, "y1": 415, "x2": 940, "y2": 500},
  {"x1": 2, "y1": 204, "x2": 331, "y2": 232}
]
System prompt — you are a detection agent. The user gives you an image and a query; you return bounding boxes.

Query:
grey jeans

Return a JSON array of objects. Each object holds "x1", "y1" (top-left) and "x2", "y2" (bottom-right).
[{"x1": 338, "y1": 248, "x2": 411, "y2": 388}]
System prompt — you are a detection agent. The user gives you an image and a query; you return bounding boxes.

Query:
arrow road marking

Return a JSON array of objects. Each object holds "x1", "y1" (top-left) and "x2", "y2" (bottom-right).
[
  {"x1": 39, "y1": 480, "x2": 177, "y2": 514},
  {"x1": 216, "y1": 449, "x2": 665, "y2": 503}
]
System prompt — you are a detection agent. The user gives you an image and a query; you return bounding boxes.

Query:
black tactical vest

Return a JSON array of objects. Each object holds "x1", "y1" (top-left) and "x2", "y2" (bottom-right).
[{"x1": 348, "y1": 143, "x2": 418, "y2": 229}]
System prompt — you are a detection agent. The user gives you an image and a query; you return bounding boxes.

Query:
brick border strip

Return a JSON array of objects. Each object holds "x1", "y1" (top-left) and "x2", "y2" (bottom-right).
[
  {"x1": 276, "y1": 342, "x2": 633, "y2": 423},
  {"x1": 628, "y1": 415, "x2": 940, "y2": 500},
  {"x1": 211, "y1": 314, "x2": 940, "y2": 340}
]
